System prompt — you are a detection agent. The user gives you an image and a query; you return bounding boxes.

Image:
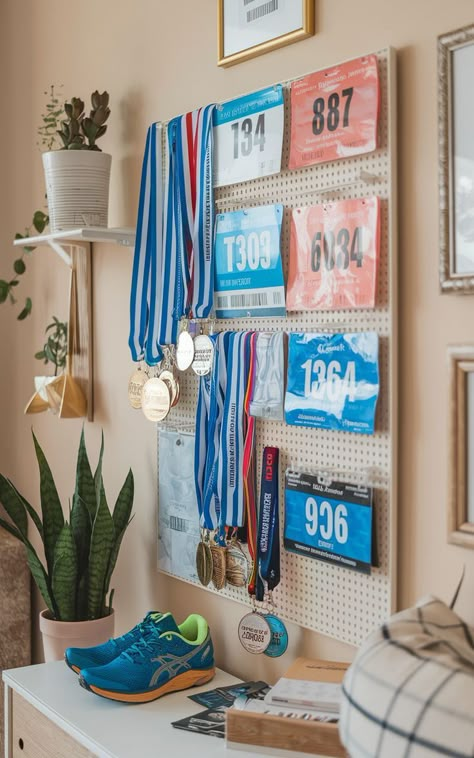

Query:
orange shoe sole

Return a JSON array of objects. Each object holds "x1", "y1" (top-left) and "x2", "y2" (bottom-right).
[{"x1": 88, "y1": 667, "x2": 216, "y2": 704}]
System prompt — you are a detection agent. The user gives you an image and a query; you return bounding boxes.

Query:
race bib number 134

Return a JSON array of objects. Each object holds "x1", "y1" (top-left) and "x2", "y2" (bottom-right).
[{"x1": 289, "y1": 55, "x2": 380, "y2": 168}]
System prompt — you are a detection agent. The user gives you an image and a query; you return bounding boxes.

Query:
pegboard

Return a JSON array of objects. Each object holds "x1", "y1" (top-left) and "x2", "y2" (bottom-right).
[{"x1": 157, "y1": 48, "x2": 397, "y2": 647}]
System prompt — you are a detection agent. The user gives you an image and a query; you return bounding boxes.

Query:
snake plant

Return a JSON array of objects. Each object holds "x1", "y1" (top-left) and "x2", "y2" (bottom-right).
[{"x1": 0, "y1": 429, "x2": 134, "y2": 622}]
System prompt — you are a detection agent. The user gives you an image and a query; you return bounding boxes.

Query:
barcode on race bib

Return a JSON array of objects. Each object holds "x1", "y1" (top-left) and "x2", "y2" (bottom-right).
[
  {"x1": 170, "y1": 516, "x2": 188, "y2": 532},
  {"x1": 217, "y1": 290, "x2": 283, "y2": 309},
  {"x1": 246, "y1": 0, "x2": 279, "y2": 23}
]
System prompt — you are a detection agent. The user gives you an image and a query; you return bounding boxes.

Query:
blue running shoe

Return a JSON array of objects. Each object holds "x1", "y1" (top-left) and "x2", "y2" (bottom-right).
[
  {"x1": 65, "y1": 611, "x2": 164, "y2": 674},
  {"x1": 79, "y1": 612, "x2": 215, "y2": 703}
]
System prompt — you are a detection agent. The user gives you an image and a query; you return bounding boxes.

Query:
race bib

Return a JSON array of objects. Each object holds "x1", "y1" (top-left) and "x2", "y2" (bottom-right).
[
  {"x1": 284, "y1": 470, "x2": 373, "y2": 574},
  {"x1": 289, "y1": 55, "x2": 380, "y2": 169},
  {"x1": 214, "y1": 85, "x2": 284, "y2": 187},
  {"x1": 284, "y1": 332, "x2": 380, "y2": 434},
  {"x1": 214, "y1": 204, "x2": 285, "y2": 318},
  {"x1": 287, "y1": 197, "x2": 380, "y2": 311}
]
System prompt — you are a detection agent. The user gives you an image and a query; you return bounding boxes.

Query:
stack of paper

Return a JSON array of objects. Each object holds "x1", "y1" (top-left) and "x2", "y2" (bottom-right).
[{"x1": 263, "y1": 658, "x2": 349, "y2": 717}]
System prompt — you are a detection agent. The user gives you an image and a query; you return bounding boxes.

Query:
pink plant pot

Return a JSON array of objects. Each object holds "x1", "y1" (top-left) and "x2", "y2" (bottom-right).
[{"x1": 39, "y1": 609, "x2": 115, "y2": 662}]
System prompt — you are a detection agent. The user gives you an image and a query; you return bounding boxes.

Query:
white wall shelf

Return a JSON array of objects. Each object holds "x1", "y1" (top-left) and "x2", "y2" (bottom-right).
[{"x1": 13, "y1": 226, "x2": 135, "y2": 265}]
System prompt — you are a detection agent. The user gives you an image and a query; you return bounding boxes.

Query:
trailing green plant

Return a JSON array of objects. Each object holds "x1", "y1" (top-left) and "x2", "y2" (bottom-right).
[
  {"x1": 0, "y1": 210, "x2": 49, "y2": 319},
  {"x1": 57, "y1": 91, "x2": 110, "y2": 151},
  {"x1": 35, "y1": 317, "x2": 67, "y2": 376},
  {"x1": 37, "y1": 84, "x2": 64, "y2": 151},
  {"x1": 0, "y1": 430, "x2": 134, "y2": 622}
]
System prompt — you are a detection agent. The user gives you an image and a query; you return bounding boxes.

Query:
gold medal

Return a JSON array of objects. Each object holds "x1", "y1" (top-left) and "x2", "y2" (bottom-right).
[
  {"x1": 141, "y1": 377, "x2": 170, "y2": 422},
  {"x1": 196, "y1": 540, "x2": 213, "y2": 586},
  {"x1": 176, "y1": 329, "x2": 195, "y2": 372},
  {"x1": 226, "y1": 542, "x2": 249, "y2": 587},
  {"x1": 210, "y1": 543, "x2": 227, "y2": 591},
  {"x1": 128, "y1": 368, "x2": 148, "y2": 409},
  {"x1": 159, "y1": 369, "x2": 179, "y2": 407}
]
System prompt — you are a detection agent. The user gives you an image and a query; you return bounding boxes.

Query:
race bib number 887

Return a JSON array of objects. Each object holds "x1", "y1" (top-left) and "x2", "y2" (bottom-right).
[{"x1": 289, "y1": 55, "x2": 380, "y2": 168}]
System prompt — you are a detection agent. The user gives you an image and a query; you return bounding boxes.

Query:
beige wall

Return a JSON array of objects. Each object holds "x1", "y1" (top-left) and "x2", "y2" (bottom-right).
[{"x1": 1, "y1": 0, "x2": 474, "y2": 679}]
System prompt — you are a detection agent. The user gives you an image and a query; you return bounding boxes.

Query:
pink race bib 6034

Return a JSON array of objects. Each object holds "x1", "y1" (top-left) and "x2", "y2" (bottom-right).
[
  {"x1": 287, "y1": 197, "x2": 380, "y2": 311},
  {"x1": 289, "y1": 56, "x2": 380, "y2": 169}
]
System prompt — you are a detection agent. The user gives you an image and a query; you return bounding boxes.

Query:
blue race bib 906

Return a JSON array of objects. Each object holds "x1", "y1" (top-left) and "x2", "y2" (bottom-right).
[
  {"x1": 284, "y1": 332, "x2": 379, "y2": 434},
  {"x1": 214, "y1": 205, "x2": 285, "y2": 318},
  {"x1": 284, "y1": 470, "x2": 373, "y2": 573}
]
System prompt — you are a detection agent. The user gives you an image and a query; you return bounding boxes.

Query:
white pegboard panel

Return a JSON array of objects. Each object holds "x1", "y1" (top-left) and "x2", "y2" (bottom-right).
[{"x1": 157, "y1": 48, "x2": 397, "y2": 647}]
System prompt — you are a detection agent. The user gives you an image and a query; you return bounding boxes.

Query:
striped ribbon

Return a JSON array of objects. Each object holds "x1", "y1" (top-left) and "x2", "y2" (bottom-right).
[
  {"x1": 243, "y1": 331, "x2": 258, "y2": 594},
  {"x1": 129, "y1": 105, "x2": 215, "y2": 364}
]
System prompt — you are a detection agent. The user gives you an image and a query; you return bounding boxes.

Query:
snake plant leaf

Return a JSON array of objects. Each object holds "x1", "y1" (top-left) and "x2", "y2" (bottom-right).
[
  {"x1": 52, "y1": 524, "x2": 77, "y2": 621},
  {"x1": 87, "y1": 488, "x2": 114, "y2": 620},
  {"x1": 0, "y1": 514, "x2": 23, "y2": 541},
  {"x1": 8, "y1": 479, "x2": 43, "y2": 540},
  {"x1": 112, "y1": 469, "x2": 134, "y2": 536},
  {"x1": 108, "y1": 588, "x2": 114, "y2": 614},
  {"x1": 94, "y1": 431, "x2": 105, "y2": 508},
  {"x1": 103, "y1": 520, "x2": 130, "y2": 600},
  {"x1": 75, "y1": 427, "x2": 97, "y2": 520},
  {"x1": 76, "y1": 571, "x2": 88, "y2": 622},
  {"x1": 32, "y1": 431, "x2": 64, "y2": 577},
  {"x1": 26, "y1": 542, "x2": 57, "y2": 617},
  {"x1": 71, "y1": 493, "x2": 91, "y2": 580},
  {"x1": 0, "y1": 474, "x2": 28, "y2": 538}
]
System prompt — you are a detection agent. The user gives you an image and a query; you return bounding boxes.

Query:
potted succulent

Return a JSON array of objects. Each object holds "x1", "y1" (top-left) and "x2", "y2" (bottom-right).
[
  {"x1": 24, "y1": 316, "x2": 68, "y2": 414},
  {"x1": 0, "y1": 429, "x2": 133, "y2": 661},
  {"x1": 42, "y1": 90, "x2": 111, "y2": 232}
]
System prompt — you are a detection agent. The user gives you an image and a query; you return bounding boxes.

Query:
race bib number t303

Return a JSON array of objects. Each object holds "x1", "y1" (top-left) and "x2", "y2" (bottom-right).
[
  {"x1": 289, "y1": 55, "x2": 380, "y2": 169},
  {"x1": 214, "y1": 85, "x2": 284, "y2": 187},
  {"x1": 284, "y1": 470, "x2": 373, "y2": 573},
  {"x1": 214, "y1": 204, "x2": 285, "y2": 318},
  {"x1": 284, "y1": 332, "x2": 380, "y2": 434}
]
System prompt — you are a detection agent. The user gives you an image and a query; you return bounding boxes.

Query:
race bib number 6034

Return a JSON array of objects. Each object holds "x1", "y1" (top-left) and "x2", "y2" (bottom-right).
[{"x1": 289, "y1": 55, "x2": 380, "y2": 168}]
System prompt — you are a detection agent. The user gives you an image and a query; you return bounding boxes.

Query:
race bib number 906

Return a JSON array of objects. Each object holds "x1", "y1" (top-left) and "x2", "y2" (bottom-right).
[
  {"x1": 287, "y1": 197, "x2": 380, "y2": 311},
  {"x1": 284, "y1": 332, "x2": 380, "y2": 434},
  {"x1": 214, "y1": 85, "x2": 284, "y2": 187},
  {"x1": 284, "y1": 470, "x2": 373, "y2": 573},
  {"x1": 289, "y1": 55, "x2": 380, "y2": 168}
]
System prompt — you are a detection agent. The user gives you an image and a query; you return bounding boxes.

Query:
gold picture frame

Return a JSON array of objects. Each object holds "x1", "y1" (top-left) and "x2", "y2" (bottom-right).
[
  {"x1": 218, "y1": 0, "x2": 315, "y2": 68},
  {"x1": 448, "y1": 346, "x2": 474, "y2": 548},
  {"x1": 439, "y1": 24, "x2": 474, "y2": 293}
]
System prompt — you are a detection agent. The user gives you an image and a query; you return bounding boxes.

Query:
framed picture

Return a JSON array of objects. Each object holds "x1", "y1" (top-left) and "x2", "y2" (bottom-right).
[
  {"x1": 439, "y1": 24, "x2": 474, "y2": 293},
  {"x1": 218, "y1": 0, "x2": 315, "y2": 68},
  {"x1": 448, "y1": 346, "x2": 474, "y2": 548}
]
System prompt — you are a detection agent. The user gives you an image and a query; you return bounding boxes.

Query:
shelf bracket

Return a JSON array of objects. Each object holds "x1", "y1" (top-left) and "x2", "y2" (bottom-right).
[{"x1": 48, "y1": 240, "x2": 72, "y2": 266}]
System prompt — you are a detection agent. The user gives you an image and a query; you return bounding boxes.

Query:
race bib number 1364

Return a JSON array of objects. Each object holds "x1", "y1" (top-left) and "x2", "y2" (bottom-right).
[{"x1": 289, "y1": 55, "x2": 380, "y2": 168}]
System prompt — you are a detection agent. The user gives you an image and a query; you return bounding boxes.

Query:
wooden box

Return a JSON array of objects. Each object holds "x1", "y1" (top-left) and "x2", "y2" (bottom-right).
[{"x1": 226, "y1": 658, "x2": 348, "y2": 757}]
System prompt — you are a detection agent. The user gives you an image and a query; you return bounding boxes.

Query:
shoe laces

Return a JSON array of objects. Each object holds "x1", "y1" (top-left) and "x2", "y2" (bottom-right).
[
  {"x1": 113, "y1": 615, "x2": 154, "y2": 650},
  {"x1": 121, "y1": 630, "x2": 158, "y2": 662}
]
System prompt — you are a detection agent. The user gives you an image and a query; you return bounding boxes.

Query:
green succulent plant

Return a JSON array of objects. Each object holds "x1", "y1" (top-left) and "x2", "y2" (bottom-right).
[
  {"x1": 0, "y1": 429, "x2": 134, "y2": 622},
  {"x1": 35, "y1": 317, "x2": 68, "y2": 376},
  {"x1": 57, "y1": 91, "x2": 110, "y2": 151}
]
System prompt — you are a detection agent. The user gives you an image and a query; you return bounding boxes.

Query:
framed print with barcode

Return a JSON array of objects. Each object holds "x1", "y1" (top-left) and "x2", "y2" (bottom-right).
[{"x1": 218, "y1": 0, "x2": 315, "y2": 68}]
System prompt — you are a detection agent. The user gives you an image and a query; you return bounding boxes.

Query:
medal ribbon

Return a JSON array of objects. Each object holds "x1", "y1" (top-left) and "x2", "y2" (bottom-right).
[
  {"x1": 243, "y1": 332, "x2": 258, "y2": 595},
  {"x1": 256, "y1": 446, "x2": 280, "y2": 602},
  {"x1": 129, "y1": 123, "x2": 163, "y2": 364}
]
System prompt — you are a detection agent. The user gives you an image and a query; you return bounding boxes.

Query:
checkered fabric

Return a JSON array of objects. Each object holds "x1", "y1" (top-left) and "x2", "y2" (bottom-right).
[{"x1": 339, "y1": 595, "x2": 474, "y2": 757}]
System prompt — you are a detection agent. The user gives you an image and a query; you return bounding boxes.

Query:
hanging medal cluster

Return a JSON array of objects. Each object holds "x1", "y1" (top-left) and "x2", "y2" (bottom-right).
[{"x1": 128, "y1": 106, "x2": 215, "y2": 418}]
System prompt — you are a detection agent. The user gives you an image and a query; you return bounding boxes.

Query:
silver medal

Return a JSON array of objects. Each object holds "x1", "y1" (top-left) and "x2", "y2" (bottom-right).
[
  {"x1": 176, "y1": 330, "x2": 195, "y2": 372},
  {"x1": 237, "y1": 612, "x2": 271, "y2": 654},
  {"x1": 191, "y1": 334, "x2": 214, "y2": 376}
]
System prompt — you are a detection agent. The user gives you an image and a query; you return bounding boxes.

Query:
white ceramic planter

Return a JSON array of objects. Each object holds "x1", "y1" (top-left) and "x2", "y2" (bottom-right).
[
  {"x1": 42, "y1": 150, "x2": 112, "y2": 232},
  {"x1": 39, "y1": 609, "x2": 115, "y2": 662}
]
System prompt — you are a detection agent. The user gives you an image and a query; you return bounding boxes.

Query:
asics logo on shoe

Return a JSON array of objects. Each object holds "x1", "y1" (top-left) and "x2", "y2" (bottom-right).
[{"x1": 149, "y1": 637, "x2": 212, "y2": 687}]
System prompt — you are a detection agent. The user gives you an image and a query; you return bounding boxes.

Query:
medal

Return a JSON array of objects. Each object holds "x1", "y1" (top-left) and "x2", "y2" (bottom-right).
[
  {"x1": 141, "y1": 377, "x2": 170, "y2": 422},
  {"x1": 237, "y1": 611, "x2": 271, "y2": 654},
  {"x1": 210, "y1": 543, "x2": 227, "y2": 590},
  {"x1": 196, "y1": 537, "x2": 213, "y2": 587},
  {"x1": 263, "y1": 613, "x2": 288, "y2": 658},
  {"x1": 226, "y1": 541, "x2": 249, "y2": 587},
  {"x1": 159, "y1": 369, "x2": 179, "y2": 407},
  {"x1": 128, "y1": 367, "x2": 148, "y2": 409},
  {"x1": 176, "y1": 329, "x2": 195, "y2": 372},
  {"x1": 192, "y1": 334, "x2": 214, "y2": 376}
]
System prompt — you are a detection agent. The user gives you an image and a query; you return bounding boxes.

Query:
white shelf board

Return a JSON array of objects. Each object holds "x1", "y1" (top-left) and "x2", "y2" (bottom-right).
[{"x1": 13, "y1": 226, "x2": 135, "y2": 247}]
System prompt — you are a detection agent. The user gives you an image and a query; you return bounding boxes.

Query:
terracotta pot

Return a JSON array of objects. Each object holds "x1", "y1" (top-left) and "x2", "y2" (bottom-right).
[{"x1": 39, "y1": 609, "x2": 115, "y2": 663}]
